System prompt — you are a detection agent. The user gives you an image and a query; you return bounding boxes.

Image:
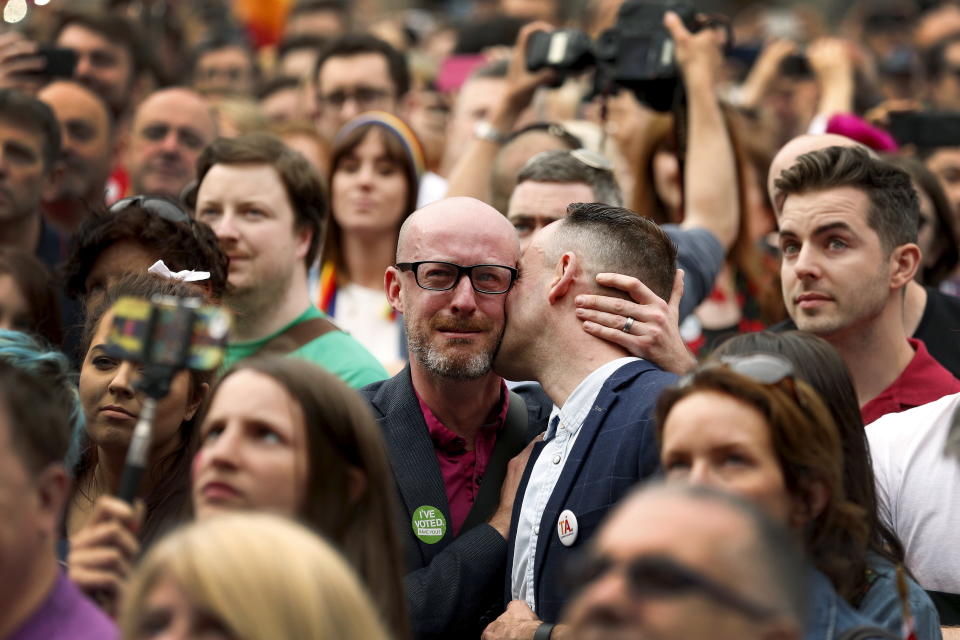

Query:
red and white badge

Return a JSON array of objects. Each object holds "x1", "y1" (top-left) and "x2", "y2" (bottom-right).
[{"x1": 557, "y1": 509, "x2": 578, "y2": 547}]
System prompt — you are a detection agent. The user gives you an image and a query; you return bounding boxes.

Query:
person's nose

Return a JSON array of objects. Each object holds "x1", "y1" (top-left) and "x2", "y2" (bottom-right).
[
  {"x1": 340, "y1": 96, "x2": 362, "y2": 121},
  {"x1": 74, "y1": 53, "x2": 93, "y2": 80},
  {"x1": 201, "y1": 424, "x2": 242, "y2": 470},
  {"x1": 448, "y1": 272, "x2": 479, "y2": 315},
  {"x1": 158, "y1": 129, "x2": 180, "y2": 155},
  {"x1": 211, "y1": 211, "x2": 240, "y2": 244},
  {"x1": 792, "y1": 244, "x2": 822, "y2": 283},
  {"x1": 687, "y1": 459, "x2": 719, "y2": 488},
  {"x1": 107, "y1": 361, "x2": 138, "y2": 399},
  {"x1": 572, "y1": 566, "x2": 633, "y2": 626}
]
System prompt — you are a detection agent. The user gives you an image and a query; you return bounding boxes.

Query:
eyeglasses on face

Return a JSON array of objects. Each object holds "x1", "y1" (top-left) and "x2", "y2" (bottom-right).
[
  {"x1": 567, "y1": 552, "x2": 779, "y2": 621},
  {"x1": 318, "y1": 87, "x2": 392, "y2": 109},
  {"x1": 395, "y1": 261, "x2": 518, "y2": 294}
]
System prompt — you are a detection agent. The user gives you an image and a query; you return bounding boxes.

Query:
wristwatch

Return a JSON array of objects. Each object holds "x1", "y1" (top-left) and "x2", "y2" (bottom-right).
[
  {"x1": 533, "y1": 622, "x2": 555, "y2": 639},
  {"x1": 473, "y1": 120, "x2": 509, "y2": 144}
]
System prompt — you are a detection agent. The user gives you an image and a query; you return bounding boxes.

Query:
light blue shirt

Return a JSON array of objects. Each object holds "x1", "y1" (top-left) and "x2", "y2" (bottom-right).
[{"x1": 510, "y1": 357, "x2": 639, "y2": 610}]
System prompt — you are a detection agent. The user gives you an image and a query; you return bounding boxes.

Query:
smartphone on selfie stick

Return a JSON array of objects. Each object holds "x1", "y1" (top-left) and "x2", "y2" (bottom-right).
[{"x1": 104, "y1": 295, "x2": 230, "y2": 503}]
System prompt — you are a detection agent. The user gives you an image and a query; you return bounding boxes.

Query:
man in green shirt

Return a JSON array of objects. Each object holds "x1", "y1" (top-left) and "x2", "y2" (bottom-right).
[{"x1": 189, "y1": 133, "x2": 386, "y2": 388}]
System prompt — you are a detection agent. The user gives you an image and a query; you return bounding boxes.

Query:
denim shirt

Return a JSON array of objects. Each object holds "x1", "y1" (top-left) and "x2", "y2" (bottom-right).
[
  {"x1": 806, "y1": 568, "x2": 884, "y2": 640},
  {"x1": 858, "y1": 554, "x2": 941, "y2": 640}
]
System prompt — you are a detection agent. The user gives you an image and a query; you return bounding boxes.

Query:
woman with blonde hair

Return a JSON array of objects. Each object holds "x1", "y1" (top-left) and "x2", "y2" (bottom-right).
[{"x1": 119, "y1": 513, "x2": 390, "y2": 640}]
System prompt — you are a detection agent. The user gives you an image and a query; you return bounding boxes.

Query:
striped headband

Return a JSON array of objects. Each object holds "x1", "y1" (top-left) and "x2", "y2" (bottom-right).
[{"x1": 333, "y1": 111, "x2": 426, "y2": 181}]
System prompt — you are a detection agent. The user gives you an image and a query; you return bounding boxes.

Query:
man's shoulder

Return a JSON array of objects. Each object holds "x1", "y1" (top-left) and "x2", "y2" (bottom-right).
[
  {"x1": 292, "y1": 330, "x2": 388, "y2": 389},
  {"x1": 868, "y1": 391, "x2": 960, "y2": 445},
  {"x1": 607, "y1": 359, "x2": 678, "y2": 394},
  {"x1": 358, "y1": 368, "x2": 415, "y2": 415}
]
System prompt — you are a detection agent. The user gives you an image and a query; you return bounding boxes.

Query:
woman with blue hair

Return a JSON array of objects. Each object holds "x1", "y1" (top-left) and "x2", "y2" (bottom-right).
[{"x1": 0, "y1": 329, "x2": 84, "y2": 467}]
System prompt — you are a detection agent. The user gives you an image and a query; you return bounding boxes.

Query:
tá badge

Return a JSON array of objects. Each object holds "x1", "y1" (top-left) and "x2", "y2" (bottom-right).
[
  {"x1": 412, "y1": 505, "x2": 447, "y2": 544},
  {"x1": 557, "y1": 509, "x2": 578, "y2": 547}
]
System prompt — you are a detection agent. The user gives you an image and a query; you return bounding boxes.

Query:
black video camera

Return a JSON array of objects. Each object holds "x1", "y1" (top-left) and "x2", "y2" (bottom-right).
[{"x1": 525, "y1": 0, "x2": 700, "y2": 112}]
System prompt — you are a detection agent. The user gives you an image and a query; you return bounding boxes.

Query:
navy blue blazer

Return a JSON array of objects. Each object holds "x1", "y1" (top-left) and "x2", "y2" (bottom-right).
[
  {"x1": 360, "y1": 368, "x2": 548, "y2": 639},
  {"x1": 504, "y1": 359, "x2": 677, "y2": 623}
]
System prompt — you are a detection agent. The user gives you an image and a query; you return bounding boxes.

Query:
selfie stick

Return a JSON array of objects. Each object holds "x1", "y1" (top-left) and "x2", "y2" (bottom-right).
[
  {"x1": 116, "y1": 398, "x2": 157, "y2": 503},
  {"x1": 114, "y1": 298, "x2": 196, "y2": 504}
]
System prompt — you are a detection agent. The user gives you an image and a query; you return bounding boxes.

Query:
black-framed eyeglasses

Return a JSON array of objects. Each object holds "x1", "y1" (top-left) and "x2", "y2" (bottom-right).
[
  {"x1": 109, "y1": 195, "x2": 193, "y2": 225},
  {"x1": 396, "y1": 261, "x2": 518, "y2": 294},
  {"x1": 318, "y1": 87, "x2": 393, "y2": 109},
  {"x1": 566, "y1": 552, "x2": 779, "y2": 621}
]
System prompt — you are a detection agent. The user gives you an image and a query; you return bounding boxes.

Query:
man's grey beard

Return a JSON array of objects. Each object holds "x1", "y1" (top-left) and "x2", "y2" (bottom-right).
[{"x1": 407, "y1": 330, "x2": 499, "y2": 380}]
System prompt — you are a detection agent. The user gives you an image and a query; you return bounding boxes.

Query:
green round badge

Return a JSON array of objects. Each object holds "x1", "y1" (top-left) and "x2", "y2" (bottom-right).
[{"x1": 411, "y1": 505, "x2": 447, "y2": 544}]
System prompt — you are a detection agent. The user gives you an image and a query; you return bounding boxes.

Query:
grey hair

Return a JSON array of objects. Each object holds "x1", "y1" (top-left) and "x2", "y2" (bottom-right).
[{"x1": 517, "y1": 149, "x2": 624, "y2": 206}]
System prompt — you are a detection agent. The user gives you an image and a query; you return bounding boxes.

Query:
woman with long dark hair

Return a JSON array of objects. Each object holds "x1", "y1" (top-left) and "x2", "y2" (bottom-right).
[
  {"x1": 314, "y1": 111, "x2": 422, "y2": 371},
  {"x1": 192, "y1": 356, "x2": 409, "y2": 637},
  {"x1": 67, "y1": 273, "x2": 212, "y2": 614},
  {"x1": 657, "y1": 351, "x2": 940, "y2": 639}
]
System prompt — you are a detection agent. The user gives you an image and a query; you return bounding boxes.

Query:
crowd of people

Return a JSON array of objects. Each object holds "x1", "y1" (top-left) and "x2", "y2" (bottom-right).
[{"x1": 0, "y1": 0, "x2": 959, "y2": 639}]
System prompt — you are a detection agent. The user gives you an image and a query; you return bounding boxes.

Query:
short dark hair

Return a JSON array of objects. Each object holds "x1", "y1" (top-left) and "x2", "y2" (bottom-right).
[
  {"x1": 556, "y1": 203, "x2": 677, "y2": 301},
  {"x1": 774, "y1": 145, "x2": 919, "y2": 253},
  {"x1": 313, "y1": 33, "x2": 410, "y2": 98},
  {"x1": 277, "y1": 34, "x2": 329, "y2": 61},
  {"x1": 62, "y1": 203, "x2": 229, "y2": 302},
  {"x1": 518, "y1": 150, "x2": 623, "y2": 206},
  {"x1": 0, "y1": 89, "x2": 60, "y2": 169},
  {"x1": 0, "y1": 360, "x2": 71, "y2": 475},
  {"x1": 187, "y1": 133, "x2": 328, "y2": 267},
  {"x1": 188, "y1": 33, "x2": 259, "y2": 90},
  {"x1": 289, "y1": 0, "x2": 349, "y2": 20},
  {"x1": 258, "y1": 76, "x2": 301, "y2": 101},
  {"x1": 53, "y1": 11, "x2": 147, "y2": 78}
]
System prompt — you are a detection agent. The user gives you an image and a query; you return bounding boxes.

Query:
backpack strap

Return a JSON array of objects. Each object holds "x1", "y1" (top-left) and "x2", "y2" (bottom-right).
[
  {"x1": 257, "y1": 316, "x2": 339, "y2": 357},
  {"x1": 460, "y1": 390, "x2": 529, "y2": 533}
]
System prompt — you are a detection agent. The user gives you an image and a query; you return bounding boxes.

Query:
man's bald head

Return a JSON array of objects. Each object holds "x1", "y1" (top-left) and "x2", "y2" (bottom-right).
[
  {"x1": 397, "y1": 196, "x2": 519, "y2": 262},
  {"x1": 390, "y1": 197, "x2": 519, "y2": 382},
  {"x1": 126, "y1": 87, "x2": 218, "y2": 198},
  {"x1": 767, "y1": 134, "x2": 870, "y2": 212}
]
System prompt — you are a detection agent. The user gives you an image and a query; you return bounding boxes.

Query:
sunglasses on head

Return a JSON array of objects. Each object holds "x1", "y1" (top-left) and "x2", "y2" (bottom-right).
[
  {"x1": 109, "y1": 195, "x2": 193, "y2": 225},
  {"x1": 566, "y1": 552, "x2": 778, "y2": 621}
]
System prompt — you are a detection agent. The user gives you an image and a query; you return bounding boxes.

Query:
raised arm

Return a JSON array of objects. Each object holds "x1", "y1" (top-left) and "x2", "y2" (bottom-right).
[
  {"x1": 444, "y1": 22, "x2": 555, "y2": 205},
  {"x1": 666, "y1": 11, "x2": 739, "y2": 250}
]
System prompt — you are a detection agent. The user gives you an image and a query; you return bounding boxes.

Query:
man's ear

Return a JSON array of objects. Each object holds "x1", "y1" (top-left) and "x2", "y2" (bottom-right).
[
  {"x1": 547, "y1": 252, "x2": 579, "y2": 305},
  {"x1": 385, "y1": 266, "x2": 404, "y2": 314},
  {"x1": 41, "y1": 163, "x2": 64, "y2": 202},
  {"x1": 295, "y1": 224, "x2": 314, "y2": 262},
  {"x1": 33, "y1": 464, "x2": 70, "y2": 537},
  {"x1": 889, "y1": 242, "x2": 921, "y2": 289}
]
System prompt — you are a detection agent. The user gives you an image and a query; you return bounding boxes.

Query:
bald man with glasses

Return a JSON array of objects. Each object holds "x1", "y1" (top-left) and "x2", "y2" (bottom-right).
[{"x1": 360, "y1": 196, "x2": 548, "y2": 640}]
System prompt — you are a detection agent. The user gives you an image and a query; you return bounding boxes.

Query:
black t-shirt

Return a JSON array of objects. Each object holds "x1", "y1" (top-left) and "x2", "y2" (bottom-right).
[
  {"x1": 770, "y1": 286, "x2": 960, "y2": 378},
  {"x1": 915, "y1": 286, "x2": 960, "y2": 378}
]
